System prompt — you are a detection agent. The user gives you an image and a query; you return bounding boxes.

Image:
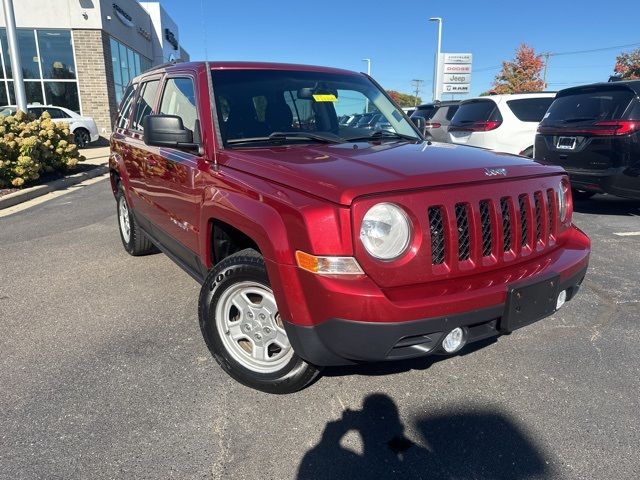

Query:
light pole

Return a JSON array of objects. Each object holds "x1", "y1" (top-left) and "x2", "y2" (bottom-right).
[
  {"x1": 429, "y1": 17, "x2": 442, "y2": 102},
  {"x1": 362, "y1": 58, "x2": 371, "y2": 113},
  {"x1": 2, "y1": 0, "x2": 27, "y2": 112}
]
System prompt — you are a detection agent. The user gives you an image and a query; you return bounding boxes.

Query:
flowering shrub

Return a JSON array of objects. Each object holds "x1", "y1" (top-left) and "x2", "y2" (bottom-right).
[{"x1": 0, "y1": 110, "x2": 84, "y2": 188}]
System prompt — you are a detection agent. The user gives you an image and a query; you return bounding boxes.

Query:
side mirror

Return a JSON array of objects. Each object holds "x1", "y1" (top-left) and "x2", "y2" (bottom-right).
[
  {"x1": 143, "y1": 114, "x2": 198, "y2": 150},
  {"x1": 411, "y1": 116, "x2": 426, "y2": 132}
]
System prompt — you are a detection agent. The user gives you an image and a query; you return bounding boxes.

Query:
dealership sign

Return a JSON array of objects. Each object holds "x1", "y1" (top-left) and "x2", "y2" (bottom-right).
[
  {"x1": 112, "y1": 3, "x2": 134, "y2": 28},
  {"x1": 438, "y1": 53, "x2": 472, "y2": 97}
]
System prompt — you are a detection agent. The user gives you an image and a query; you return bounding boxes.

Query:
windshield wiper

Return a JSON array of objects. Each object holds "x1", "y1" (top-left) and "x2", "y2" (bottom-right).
[
  {"x1": 345, "y1": 130, "x2": 419, "y2": 142},
  {"x1": 227, "y1": 131, "x2": 344, "y2": 146}
]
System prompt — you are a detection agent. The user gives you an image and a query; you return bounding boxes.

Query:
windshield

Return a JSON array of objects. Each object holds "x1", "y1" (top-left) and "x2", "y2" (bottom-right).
[
  {"x1": 541, "y1": 87, "x2": 635, "y2": 125},
  {"x1": 210, "y1": 69, "x2": 420, "y2": 146}
]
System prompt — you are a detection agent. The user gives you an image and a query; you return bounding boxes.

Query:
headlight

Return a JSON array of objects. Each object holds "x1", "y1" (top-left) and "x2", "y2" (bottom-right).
[
  {"x1": 360, "y1": 203, "x2": 411, "y2": 260},
  {"x1": 557, "y1": 180, "x2": 570, "y2": 222}
]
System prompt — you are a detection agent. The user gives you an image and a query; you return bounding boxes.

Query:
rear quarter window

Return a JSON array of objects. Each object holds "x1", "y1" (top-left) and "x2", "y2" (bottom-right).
[
  {"x1": 506, "y1": 97, "x2": 554, "y2": 122},
  {"x1": 445, "y1": 105, "x2": 459, "y2": 121},
  {"x1": 542, "y1": 87, "x2": 636, "y2": 123},
  {"x1": 411, "y1": 106, "x2": 437, "y2": 120},
  {"x1": 451, "y1": 100, "x2": 501, "y2": 124}
]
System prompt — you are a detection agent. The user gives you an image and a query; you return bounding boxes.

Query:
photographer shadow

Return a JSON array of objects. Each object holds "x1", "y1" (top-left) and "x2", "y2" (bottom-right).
[{"x1": 297, "y1": 393, "x2": 549, "y2": 480}]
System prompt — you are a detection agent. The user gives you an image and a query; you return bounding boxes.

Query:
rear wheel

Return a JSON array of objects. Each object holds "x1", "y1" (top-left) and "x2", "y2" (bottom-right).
[
  {"x1": 199, "y1": 249, "x2": 320, "y2": 394},
  {"x1": 572, "y1": 188, "x2": 597, "y2": 200},
  {"x1": 74, "y1": 128, "x2": 90, "y2": 148},
  {"x1": 116, "y1": 182, "x2": 156, "y2": 256}
]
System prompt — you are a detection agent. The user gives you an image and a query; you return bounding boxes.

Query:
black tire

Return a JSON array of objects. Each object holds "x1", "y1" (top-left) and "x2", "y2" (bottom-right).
[
  {"x1": 115, "y1": 182, "x2": 156, "y2": 256},
  {"x1": 572, "y1": 188, "x2": 597, "y2": 200},
  {"x1": 74, "y1": 128, "x2": 90, "y2": 148},
  {"x1": 199, "y1": 249, "x2": 320, "y2": 394},
  {"x1": 521, "y1": 146, "x2": 534, "y2": 158}
]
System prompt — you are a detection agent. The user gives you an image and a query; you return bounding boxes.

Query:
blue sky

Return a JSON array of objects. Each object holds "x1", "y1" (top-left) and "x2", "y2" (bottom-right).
[{"x1": 158, "y1": 0, "x2": 639, "y2": 100}]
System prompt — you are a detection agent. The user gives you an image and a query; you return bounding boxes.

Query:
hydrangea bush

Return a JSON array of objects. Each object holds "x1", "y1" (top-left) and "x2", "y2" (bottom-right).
[{"x1": 0, "y1": 110, "x2": 84, "y2": 188}]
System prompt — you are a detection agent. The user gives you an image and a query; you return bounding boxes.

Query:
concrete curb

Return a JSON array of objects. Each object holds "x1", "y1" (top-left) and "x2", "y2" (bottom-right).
[{"x1": 0, "y1": 163, "x2": 109, "y2": 210}]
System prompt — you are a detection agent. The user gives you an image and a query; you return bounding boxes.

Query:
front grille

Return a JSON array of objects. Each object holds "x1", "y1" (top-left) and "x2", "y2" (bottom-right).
[
  {"x1": 479, "y1": 200, "x2": 492, "y2": 257},
  {"x1": 500, "y1": 197, "x2": 512, "y2": 252},
  {"x1": 428, "y1": 206, "x2": 445, "y2": 265},
  {"x1": 518, "y1": 195, "x2": 529, "y2": 248},
  {"x1": 534, "y1": 192, "x2": 543, "y2": 242},
  {"x1": 425, "y1": 190, "x2": 554, "y2": 268},
  {"x1": 455, "y1": 203, "x2": 471, "y2": 261}
]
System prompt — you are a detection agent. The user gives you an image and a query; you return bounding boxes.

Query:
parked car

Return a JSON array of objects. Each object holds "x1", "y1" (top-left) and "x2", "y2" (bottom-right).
[
  {"x1": 344, "y1": 114, "x2": 363, "y2": 127},
  {"x1": 110, "y1": 61, "x2": 589, "y2": 393},
  {"x1": 354, "y1": 112, "x2": 379, "y2": 128},
  {"x1": 535, "y1": 80, "x2": 640, "y2": 200},
  {"x1": 402, "y1": 107, "x2": 416, "y2": 117},
  {"x1": 449, "y1": 93, "x2": 556, "y2": 157},
  {"x1": 411, "y1": 101, "x2": 460, "y2": 142},
  {"x1": 0, "y1": 104, "x2": 99, "y2": 148}
]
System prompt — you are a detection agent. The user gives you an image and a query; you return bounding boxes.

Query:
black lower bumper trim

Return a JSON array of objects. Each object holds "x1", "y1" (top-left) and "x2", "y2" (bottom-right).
[{"x1": 284, "y1": 266, "x2": 587, "y2": 366}]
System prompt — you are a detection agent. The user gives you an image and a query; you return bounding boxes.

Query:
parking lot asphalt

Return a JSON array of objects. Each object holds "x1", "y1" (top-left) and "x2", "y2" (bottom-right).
[{"x1": 1, "y1": 178, "x2": 638, "y2": 479}]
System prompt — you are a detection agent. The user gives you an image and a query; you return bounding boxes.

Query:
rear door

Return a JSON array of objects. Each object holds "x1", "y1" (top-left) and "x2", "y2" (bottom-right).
[
  {"x1": 535, "y1": 85, "x2": 638, "y2": 172},
  {"x1": 504, "y1": 97, "x2": 555, "y2": 156},
  {"x1": 125, "y1": 77, "x2": 162, "y2": 225}
]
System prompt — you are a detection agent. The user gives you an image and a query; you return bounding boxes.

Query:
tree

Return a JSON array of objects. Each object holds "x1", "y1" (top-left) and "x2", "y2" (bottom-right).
[
  {"x1": 613, "y1": 48, "x2": 640, "y2": 80},
  {"x1": 491, "y1": 44, "x2": 546, "y2": 94},
  {"x1": 387, "y1": 90, "x2": 422, "y2": 108}
]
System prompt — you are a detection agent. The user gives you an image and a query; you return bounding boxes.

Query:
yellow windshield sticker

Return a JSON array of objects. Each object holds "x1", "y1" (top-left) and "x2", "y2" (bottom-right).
[{"x1": 312, "y1": 94, "x2": 337, "y2": 102}]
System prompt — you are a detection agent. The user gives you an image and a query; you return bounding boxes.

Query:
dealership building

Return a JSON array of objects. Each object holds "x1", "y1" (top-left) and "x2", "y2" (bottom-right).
[{"x1": 0, "y1": 0, "x2": 188, "y2": 136}]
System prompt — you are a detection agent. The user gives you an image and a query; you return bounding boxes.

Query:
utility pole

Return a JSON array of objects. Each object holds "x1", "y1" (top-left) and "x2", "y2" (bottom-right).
[
  {"x1": 542, "y1": 52, "x2": 551, "y2": 87},
  {"x1": 362, "y1": 58, "x2": 371, "y2": 113},
  {"x1": 2, "y1": 0, "x2": 27, "y2": 112},
  {"x1": 411, "y1": 79, "x2": 423, "y2": 107}
]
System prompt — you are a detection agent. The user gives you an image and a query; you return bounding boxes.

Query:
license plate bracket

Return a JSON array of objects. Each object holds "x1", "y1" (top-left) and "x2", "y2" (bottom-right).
[
  {"x1": 556, "y1": 136, "x2": 577, "y2": 150},
  {"x1": 501, "y1": 275, "x2": 560, "y2": 332}
]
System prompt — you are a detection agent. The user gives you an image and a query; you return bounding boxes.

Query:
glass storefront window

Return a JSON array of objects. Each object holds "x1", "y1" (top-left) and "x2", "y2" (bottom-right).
[
  {"x1": 16, "y1": 30, "x2": 39, "y2": 79},
  {"x1": 0, "y1": 28, "x2": 80, "y2": 112},
  {"x1": 110, "y1": 36, "x2": 151, "y2": 104},
  {"x1": 37, "y1": 30, "x2": 76, "y2": 79},
  {"x1": 43, "y1": 82, "x2": 79, "y2": 112}
]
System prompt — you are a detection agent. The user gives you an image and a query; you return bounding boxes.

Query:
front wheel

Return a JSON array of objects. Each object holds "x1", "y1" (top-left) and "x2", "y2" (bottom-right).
[{"x1": 199, "y1": 249, "x2": 320, "y2": 394}]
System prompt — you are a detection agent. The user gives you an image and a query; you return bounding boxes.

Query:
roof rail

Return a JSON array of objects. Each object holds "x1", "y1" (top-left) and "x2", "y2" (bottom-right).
[{"x1": 141, "y1": 59, "x2": 183, "y2": 74}]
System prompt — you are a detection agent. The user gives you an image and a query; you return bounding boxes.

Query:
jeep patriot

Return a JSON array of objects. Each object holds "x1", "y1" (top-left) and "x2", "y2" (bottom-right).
[{"x1": 109, "y1": 61, "x2": 590, "y2": 393}]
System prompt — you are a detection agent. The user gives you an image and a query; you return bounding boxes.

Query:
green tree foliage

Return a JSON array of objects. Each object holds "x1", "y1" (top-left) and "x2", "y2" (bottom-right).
[
  {"x1": 614, "y1": 48, "x2": 640, "y2": 80},
  {"x1": 491, "y1": 44, "x2": 546, "y2": 94},
  {"x1": 387, "y1": 90, "x2": 422, "y2": 108}
]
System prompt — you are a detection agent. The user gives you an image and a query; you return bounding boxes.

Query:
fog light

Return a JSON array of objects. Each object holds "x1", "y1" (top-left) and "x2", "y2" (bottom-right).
[
  {"x1": 442, "y1": 327, "x2": 466, "y2": 353},
  {"x1": 556, "y1": 290, "x2": 567, "y2": 310}
]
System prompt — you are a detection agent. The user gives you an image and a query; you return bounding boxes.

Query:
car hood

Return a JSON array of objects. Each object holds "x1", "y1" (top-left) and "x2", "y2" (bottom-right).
[{"x1": 221, "y1": 141, "x2": 565, "y2": 205}]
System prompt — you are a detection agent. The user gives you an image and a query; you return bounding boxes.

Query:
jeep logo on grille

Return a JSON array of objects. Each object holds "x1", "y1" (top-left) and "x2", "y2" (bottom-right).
[{"x1": 484, "y1": 168, "x2": 507, "y2": 177}]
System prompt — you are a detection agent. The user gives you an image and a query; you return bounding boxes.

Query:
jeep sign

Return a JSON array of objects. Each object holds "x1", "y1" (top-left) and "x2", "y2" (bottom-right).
[{"x1": 437, "y1": 52, "x2": 473, "y2": 98}]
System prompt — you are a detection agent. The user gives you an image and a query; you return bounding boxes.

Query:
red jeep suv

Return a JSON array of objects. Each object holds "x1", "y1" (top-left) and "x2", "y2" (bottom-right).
[{"x1": 109, "y1": 61, "x2": 590, "y2": 393}]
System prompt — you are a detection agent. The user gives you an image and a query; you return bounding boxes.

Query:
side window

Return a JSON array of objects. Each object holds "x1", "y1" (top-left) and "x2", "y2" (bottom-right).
[
  {"x1": 29, "y1": 108, "x2": 43, "y2": 117},
  {"x1": 445, "y1": 105, "x2": 459, "y2": 121},
  {"x1": 131, "y1": 79, "x2": 160, "y2": 131},
  {"x1": 159, "y1": 77, "x2": 198, "y2": 132},
  {"x1": 46, "y1": 108, "x2": 69, "y2": 119},
  {"x1": 116, "y1": 84, "x2": 136, "y2": 130}
]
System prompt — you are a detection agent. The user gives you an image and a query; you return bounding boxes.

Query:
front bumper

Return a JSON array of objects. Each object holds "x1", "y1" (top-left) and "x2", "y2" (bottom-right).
[{"x1": 284, "y1": 266, "x2": 587, "y2": 366}]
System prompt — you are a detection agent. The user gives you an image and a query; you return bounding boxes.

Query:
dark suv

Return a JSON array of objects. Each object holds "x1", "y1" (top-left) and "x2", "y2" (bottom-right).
[
  {"x1": 410, "y1": 101, "x2": 459, "y2": 142},
  {"x1": 110, "y1": 61, "x2": 590, "y2": 393},
  {"x1": 535, "y1": 81, "x2": 640, "y2": 200}
]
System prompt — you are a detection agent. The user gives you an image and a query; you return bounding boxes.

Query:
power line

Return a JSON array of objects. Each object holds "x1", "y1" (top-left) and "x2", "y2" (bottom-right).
[{"x1": 549, "y1": 41, "x2": 640, "y2": 57}]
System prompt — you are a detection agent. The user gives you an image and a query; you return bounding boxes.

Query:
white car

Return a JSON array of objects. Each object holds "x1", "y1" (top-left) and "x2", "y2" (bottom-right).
[
  {"x1": 0, "y1": 104, "x2": 99, "y2": 148},
  {"x1": 448, "y1": 93, "x2": 556, "y2": 157}
]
